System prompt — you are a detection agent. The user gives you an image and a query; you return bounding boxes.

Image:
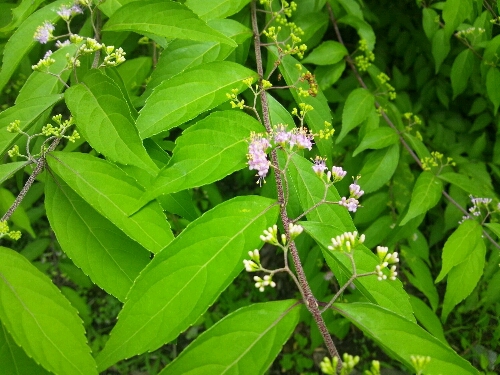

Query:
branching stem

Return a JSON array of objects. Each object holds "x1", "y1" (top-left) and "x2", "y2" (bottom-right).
[{"x1": 251, "y1": 0, "x2": 342, "y2": 364}]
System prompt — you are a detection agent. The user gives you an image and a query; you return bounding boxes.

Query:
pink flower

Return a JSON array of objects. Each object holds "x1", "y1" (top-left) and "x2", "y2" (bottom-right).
[
  {"x1": 349, "y1": 181, "x2": 364, "y2": 199},
  {"x1": 312, "y1": 157, "x2": 327, "y2": 176},
  {"x1": 34, "y1": 22, "x2": 55, "y2": 44},
  {"x1": 338, "y1": 197, "x2": 360, "y2": 212},
  {"x1": 248, "y1": 134, "x2": 271, "y2": 185}
]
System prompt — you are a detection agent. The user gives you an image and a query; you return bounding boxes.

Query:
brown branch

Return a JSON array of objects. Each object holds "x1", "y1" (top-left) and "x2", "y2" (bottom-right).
[
  {"x1": 1, "y1": 137, "x2": 61, "y2": 223},
  {"x1": 251, "y1": 0, "x2": 342, "y2": 364}
]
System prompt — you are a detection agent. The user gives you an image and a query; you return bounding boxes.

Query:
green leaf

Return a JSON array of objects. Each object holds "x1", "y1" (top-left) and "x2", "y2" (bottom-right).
[
  {"x1": 403, "y1": 247, "x2": 439, "y2": 311},
  {"x1": 0, "y1": 0, "x2": 46, "y2": 33},
  {"x1": 0, "y1": 94, "x2": 63, "y2": 156},
  {"x1": 0, "y1": 247, "x2": 98, "y2": 375},
  {"x1": 45, "y1": 177, "x2": 150, "y2": 301},
  {"x1": 436, "y1": 220, "x2": 482, "y2": 282},
  {"x1": 103, "y1": 0, "x2": 236, "y2": 47},
  {"x1": 337, "y1": 88, "x2": 375, "y2": 143},
  {"x1": 162, "y1": 300, "x2": 301, "y2": 375},
  {"x1": 402, "y1": 133, "x2": 431, "y2": 161},
  {"x1": 185, "y1": 0, "x2": 251, "y2": 21},
  {"x1": 158, "y1": 191, "x2": 200, "y2": 221},
  {"x1": 65, "y1": 70, "x2": 158, "y2": 175},
  {"x1": 353, "y1": 191, "x2": 389, "y2": 225},
  {"x1": 96, "y1": 196, "x2": 279, "y2": 371},
  {"x1": 0, "y1": 0, "x2": 67, "y2": 93},
  {"x1": 98, "y1": 0, "x2": 141, "y2": 17},
  {"x1": 432, "y1": 29, "x2": 451, "y2": 73},
  {"x1": 286, "y1": 152, "x2": 355, "y2": 232},
  {"x1": 302, "y1": 221, "x2": 415, "y2": 321},
  {"x1": 361, "y1": 215, "x2": 394, "y2": 249},
  {"x1": 441, "y1": 238, "x2": 485, "y2": 321},
  {"x1": 443, "y1": 0, "x2": 473, "y2": 37},
  {"x1": 353, "y1": 127, "x2": 399, "y2": 156},
  {"x1": 136, "y1": 61, "x2": 257, "y2": 138},
  {"x1": 46, "y1": 152, "x2": 173, "y2": 253},
  {"x1": 335, "y1": 0, "x2": 363, "y2": 19},
  {"x1": 116, "y1": 57, "x2": 152, "y2": 96},
  {"x1": 269, "y1": 48, "x2": 333, "y2": 160},
  {"x1": 400, "y1": 171, "x2": 443, "y2": 226},
  {"x1": 315, "y1": 61, "x2": 346, "y2": 90},
  {"x1": 422, "y1": 8, "x2": 439, "y2": 40},
  {"x1": 409, "y1": 295, "x2": 447, "y2": 345},
  {"x1": 337, "y1": 15, "x2": 376, "y2": 51},
  {"x1": 450, "y1": 49, "x2": 474, "y2": 99},
  {"x1": 335, "y1": 303, "x2": 479, "y2": 375},
  {"x1": 267, "y1": 93, "x2": 295, "y2": 126},
  {"x1": 302, "y1": 41, "x2": 348, "y2": 65},
  {"x1": 0, "y1": 162, "x2": 28, "y2": 185},
  {"x1": 141, "y1": 40, "x2": 227, "y2": 102},
  {"x1": 140, "y1": 111, "x2": 264, "y2": 204},
  {"x1": 358, "y1": 144, "x2": 400, "y2": 194},
  {"x1": 0, "y1": 323, "x2": 52, "y2": 375},
  {"x1": 486, "y1": 67, "x2": 500, "y2": 115},
  {"x1": 438, "y1": 172, "x2": 491, "y2": 197},
  {"x1": 485, "y1": 222, "x2": 500, "y2": 239}
]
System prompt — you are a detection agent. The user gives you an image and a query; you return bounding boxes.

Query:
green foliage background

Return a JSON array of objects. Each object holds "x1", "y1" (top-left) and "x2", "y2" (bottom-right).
[{"x1": 0, "y1": 0, "x2": 499, "y2": 374}]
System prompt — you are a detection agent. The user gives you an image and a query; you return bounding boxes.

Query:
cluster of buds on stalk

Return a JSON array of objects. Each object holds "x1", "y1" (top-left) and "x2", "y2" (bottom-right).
[
  {"x1": 243, "y1": 223, "x2": 303, "y2": 292},
  {"x1": 320, "y1": 353, "x2": 360, "y2": 375},
  {"x1": 375, "y1": 246, "x2": 399, "y2": 281},
  {"x1": 32, "y1": 1, "x2": 126, "y2": 74},
  {"x1": 0, "y1": 221, "x2": 21, "y2": 241}
]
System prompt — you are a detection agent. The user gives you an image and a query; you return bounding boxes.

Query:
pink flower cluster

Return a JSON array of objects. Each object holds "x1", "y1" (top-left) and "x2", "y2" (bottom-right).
[
  {"x1": 248, "y1": 125, "x2": 314, "y2": 184},
  {"x1": 273, "y1": 125, "x2": 313, "y2": 150},
  {"x1": 248, "y1": 134, "x2": 271, "y2": 185},
  {"x1": 339, "y1": 180, "x2": 364, "y2": 212},
  {"x1": 57, "y1": 3, "x2": 84, "y2": 20},
  {"x1": 34, "y1": 22, "x2": 55, "y2": 44}
]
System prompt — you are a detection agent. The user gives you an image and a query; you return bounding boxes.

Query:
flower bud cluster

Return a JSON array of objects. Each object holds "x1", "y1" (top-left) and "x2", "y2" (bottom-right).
[
  {"x1": 32, "y1": 51, "x2": 56, "y2": 71},
  {"x1": 375, "y1": 246, "x2": 399, "y2": 281},
  {"x1": 243, "y1": 249, "x2": 261, "y2": 272},
  {"x1": 253, "y1": 275, "x2": 276, "y2": 292},
  {"x1": 410, "y1": 355, "x2": 431, "y2": 374},
  {"x1": 0, "y1": 221, "x2": 21, "y2": 241},
  {"x1": 317, "y1": 121, "x2": 335, "y2": 140},
  {"x1": 258, "y1": 223, "x2": 303, "y2": 246},
  {"x1": 421, "y1": 151, "x2": 455, "y2": 171},
  {"x1": 7, "y1": 145, "x2": 20, "y2": 158},
  {"x1": 354, "y1": 39, "x2": 375, "y2": 72},
  {"x1": 460, "y1": 195, "x2": 497, "y2": 223},
  {"x1": 364, "y1": 360, "x2": 381, "y2": 375},
  {"x1": 32, "y1": 2, "x2": 126, "y2": 73},
  {"x1": 226, "y1": 88, "x2": 245, "y2": 109},
  {"x1": 328, "y1": 231, "x2": 365, "y2": 253},
  {"x1": 102, "y1": 46, "x2": 126, "y2": 67},
  {"x1": 320, "y1": 353, "x2": 360, "y2": 375},
  {"x1": 338, "y1": 178, "x2": 364, "y2": 212},
  {"x1": 298, "y1": 71, "x2": 318, "y2": 97},
  {"x1": 376, "y1": 72, "x2": 396, "y2": 100}
]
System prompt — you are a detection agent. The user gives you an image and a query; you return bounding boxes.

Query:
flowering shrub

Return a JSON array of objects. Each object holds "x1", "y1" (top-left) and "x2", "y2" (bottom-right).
[{"x1": 0, "y1": 0, "x2": 498, "y2": 374}]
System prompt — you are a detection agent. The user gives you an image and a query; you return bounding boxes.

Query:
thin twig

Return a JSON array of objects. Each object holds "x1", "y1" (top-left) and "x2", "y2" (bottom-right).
[
  {"x1": 1, "y1": 137, "x2": 61, "y2": 222},
  {"x1": 251, "y1": 0, "x2": 342, "y2": 364}
]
